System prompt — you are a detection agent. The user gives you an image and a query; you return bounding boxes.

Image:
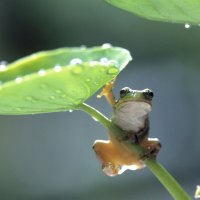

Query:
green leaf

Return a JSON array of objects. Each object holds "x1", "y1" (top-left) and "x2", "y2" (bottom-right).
[
  {"x1": 0, "y1": 45, "x2": 132, "y2": 115},
  {"x1": 106, "y1": 0, "x2": 200, "y2": 25}
]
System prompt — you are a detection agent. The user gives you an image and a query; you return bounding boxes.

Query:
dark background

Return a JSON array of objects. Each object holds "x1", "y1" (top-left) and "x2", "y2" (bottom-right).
[{"x1": 0, "y1": 0, "x2": 200, "y2": 199}]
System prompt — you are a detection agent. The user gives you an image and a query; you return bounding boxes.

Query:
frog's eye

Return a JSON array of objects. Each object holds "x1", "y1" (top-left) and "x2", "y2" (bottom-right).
[
  {"x1": 120, "y1": 87, "x2": 131, "y2": 98},
  {"x1": 143, "y1": 89, "x2": 154, "y2": 100}
]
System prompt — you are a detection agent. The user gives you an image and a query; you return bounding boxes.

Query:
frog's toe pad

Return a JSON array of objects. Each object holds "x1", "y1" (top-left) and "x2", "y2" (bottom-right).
[{"x1": 143, "y1": 140, "x2": 161, "y2": 159}]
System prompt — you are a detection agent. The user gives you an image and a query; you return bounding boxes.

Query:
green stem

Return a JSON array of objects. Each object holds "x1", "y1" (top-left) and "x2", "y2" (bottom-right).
[
  {"x1": 77, "y1": 103, "x2": 191, "y2": 200},
  {"x1": 145, "y1": 159, "x2": 191, "y2": 200}
]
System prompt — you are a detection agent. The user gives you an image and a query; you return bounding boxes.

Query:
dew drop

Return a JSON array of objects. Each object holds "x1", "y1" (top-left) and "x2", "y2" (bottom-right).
[
  {"x1": 107, "y1": 67, "x2": 119, "y2": 75},
  {"x1": 49, "y1": 95, "x2": 56, "y2": 100},
  {"x1": 54, "y1": 65, "x2": 62, "y2": 72},
  {"x1": 93, "y1": 81, "x2": 98, "y2": 86},
  {"x1": 185, "y1": 23, "x2": 190, "y2": 29},
  {"x1": 30, "y1": 54, "x2": 38, "y2": 59},
  {"x1": 56, "y1": 89, "x2": 62, "y2": 94},
  {"x1": 69, "y1": 109, "x2": 73, "y2": 113},
  {"x1": 70, "y1": 58, "x2": 83, "y2": 65},
  {"x1": 15, "y1": 107, "x2": 22, "y2": 111},
  {"x1": 80, "y1": 45, "x2": 87, "y2": 49},
  {"x1": 61, "y1": 94, "x2": 67, "y2": 98},
  {"x1": 102, "y1": 43, "x2": 112, "y2": 49},
  {"x1": 38, "y1": 69, "x2": 46, "y2": 76},
  {"x1": 86, "y1": 78, "x2": 91, "y2": 82},
  {"x1": 15, "y1": 77, "x2": 23, "y2": 83},
  {"x1": 0, "y1": 61, "x2": 7, "y2": 71},
  {"x1": 25, "y1": 96, "x2": 37, "y2": 103},
  {"x1": 108, "y1": 60, "x2": 118, "y2": 66},
  {"x1": 25, "y1": 96, "x2": 32, "y2": 101},
  {"x1": 100, "y1": 57, "x2": 109, "y2": 65}
]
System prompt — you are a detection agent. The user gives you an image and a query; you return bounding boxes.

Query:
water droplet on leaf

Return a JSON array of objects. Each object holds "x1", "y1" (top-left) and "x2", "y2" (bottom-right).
[
  {"x1": 0, "y1": 61, "x2": 7, "y2": 71},
  {"x1": 107, "y1": 67, "x2": 119, "y2": 75},
  {"x1": 102, "y1": 43, "x2": 112, "y2": 49},
  {"x1": 25, "y1": 96, "x2": 37, "y2": 103},
  {"x1": 49, "y1": 96, "x2": 56, "y2": 100},
  {"x1": 15, "y1": 107, "x2": 22, "y2": 111},
  {"x1": 56, "y1": 90, "x2": 62, "y2": 94},
  {"x1": 100, "y1": 57, "x2": 109, "y2": 65},
  {"x1": 80, "y1": 45, "x2": 87, "y2": 49},
  {"x1": 61, "y1": 94, "x2": 67, "y2": 98},
  {"x1": 38, "y1": 69, "x2": 46, "y2": 76},
  {"x1": 54, "y1": 65, "x2": 62, "y2": 72},
  {"x1": 108, "y1": 60, "x2": 118, "y2": 66},
  {"x1": 185, "y1": 23, "x2": 190, "y2": 29},
  {"x1": 86, "y1": 78, "x2": 91, "y2": 82},
  {"x1": 15, "y1": 77, "x2": 23, "y2": 83},
  {"x1": 70, "y1": 58, "x2": 83, "y2": 65}
]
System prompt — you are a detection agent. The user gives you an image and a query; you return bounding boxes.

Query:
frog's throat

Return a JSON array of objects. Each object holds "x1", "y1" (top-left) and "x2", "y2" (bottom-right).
[{"x1": 111, "y1": 101, "x2": 152, "y2": 133}]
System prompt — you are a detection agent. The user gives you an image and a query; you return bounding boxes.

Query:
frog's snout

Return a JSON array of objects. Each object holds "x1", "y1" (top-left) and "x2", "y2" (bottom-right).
[{"x1": 143, "y1": 89, "x2": 154, "y2": 100}]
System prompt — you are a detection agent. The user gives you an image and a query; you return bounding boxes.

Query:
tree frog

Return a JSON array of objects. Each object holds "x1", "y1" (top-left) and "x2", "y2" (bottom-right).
[{"x1": 93, "y1": 81, "x2": 161, "y2": 176}]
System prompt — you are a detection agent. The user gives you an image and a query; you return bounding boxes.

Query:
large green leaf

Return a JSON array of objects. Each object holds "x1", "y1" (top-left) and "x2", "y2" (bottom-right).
[
  {"x1": 106, "y1": 0, "x2": 200, "y2": 25},
  {"x1": 0, "y1": 45, "x2": 132, "y2": 115}
]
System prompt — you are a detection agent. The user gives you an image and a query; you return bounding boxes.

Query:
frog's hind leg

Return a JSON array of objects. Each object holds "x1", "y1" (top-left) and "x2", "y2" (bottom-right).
[
  {"x1": 140, "y1": 138, "x2": 161, "y2": 159},
  {"x1": 93, "y1": 140, "x2": 121, "y2": 176},
  {"x1": 97, "y1": 79, "x2": 116, "y2": 107}
]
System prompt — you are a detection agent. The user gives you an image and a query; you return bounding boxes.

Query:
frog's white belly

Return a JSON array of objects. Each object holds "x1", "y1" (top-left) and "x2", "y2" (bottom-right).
[{"x1": 111, "y1": 102, "x2": 151, "y2": 132}]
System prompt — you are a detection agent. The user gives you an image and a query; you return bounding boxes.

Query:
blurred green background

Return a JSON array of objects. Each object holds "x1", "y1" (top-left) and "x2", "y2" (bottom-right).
[{"x1": 0, "y1": 0, "x2": 200, "y2": 199}]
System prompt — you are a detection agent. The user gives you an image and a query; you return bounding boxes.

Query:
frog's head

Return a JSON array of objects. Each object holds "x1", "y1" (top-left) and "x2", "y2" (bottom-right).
[
  {"x1": 113, "y1": 87, "x2": 153, "y2": 132},
  {"x1": 116, "y1": 87, "x2": 154, "y2": 106}
]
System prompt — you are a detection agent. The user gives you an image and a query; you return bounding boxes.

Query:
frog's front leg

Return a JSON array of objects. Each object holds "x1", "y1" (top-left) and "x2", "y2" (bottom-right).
[
  {"x1": 140, "y1": 138, "x2": 161, "y2": 159},
  {"x1": 97, "y1": 80, "x2": 116, "y2": 107}
]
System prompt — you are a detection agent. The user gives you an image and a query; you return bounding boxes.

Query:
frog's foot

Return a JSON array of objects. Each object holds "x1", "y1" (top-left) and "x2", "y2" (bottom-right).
[
  {"x1": 97, "y1": 79, "x2": 116, "y2": 107},
  {"x1": 93, "y1": 140, "x2": 121, "y2": 176},
  {"x1": 102, "y1": 162, "x2": 122, "y2": 176},
  {"x1": 140, "y1": 138, "x2": 161, "y2": 159}
]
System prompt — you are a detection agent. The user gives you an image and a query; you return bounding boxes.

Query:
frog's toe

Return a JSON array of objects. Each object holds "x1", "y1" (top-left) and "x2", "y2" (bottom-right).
[
  {"x1": 102, "y1": 162, "x2": 121, "y2": 176},
  {"x1": 142, "y1": 140, "x2": 161, "y2": 159}
]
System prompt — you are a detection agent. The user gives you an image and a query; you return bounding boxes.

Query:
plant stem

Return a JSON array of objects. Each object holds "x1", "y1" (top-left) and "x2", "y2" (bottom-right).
[
  {"x1": 77, "y1": 103, "x2": 191, "y2": 200},
  {"x1": 145, "y1": 159, "x2": 191, "y2": 200}
]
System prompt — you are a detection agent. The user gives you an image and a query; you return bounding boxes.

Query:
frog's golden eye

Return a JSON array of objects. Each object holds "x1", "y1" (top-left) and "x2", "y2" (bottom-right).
[
  {"x1": 143, "y1": 89, "x2": 154, "y2": 100},
  {"x1": 120, "y1": 87, "x2": 131, "y2": 98}
]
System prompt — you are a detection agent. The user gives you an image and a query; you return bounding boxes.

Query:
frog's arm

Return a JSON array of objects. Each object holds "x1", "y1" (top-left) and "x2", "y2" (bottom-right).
[{"x1": 97, "y1": 80, "x2": 116, "y2": 107}]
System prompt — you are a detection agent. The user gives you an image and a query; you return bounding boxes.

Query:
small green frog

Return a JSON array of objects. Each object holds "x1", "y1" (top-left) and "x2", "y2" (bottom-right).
[{"x1": 93, "y1": 81, "x2": 161, "y2": 176}]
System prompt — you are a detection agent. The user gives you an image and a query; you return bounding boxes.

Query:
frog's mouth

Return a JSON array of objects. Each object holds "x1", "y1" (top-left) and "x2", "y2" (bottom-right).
[{"x1": 112, "y1": 101, "x2": 151, "y2": 133}]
